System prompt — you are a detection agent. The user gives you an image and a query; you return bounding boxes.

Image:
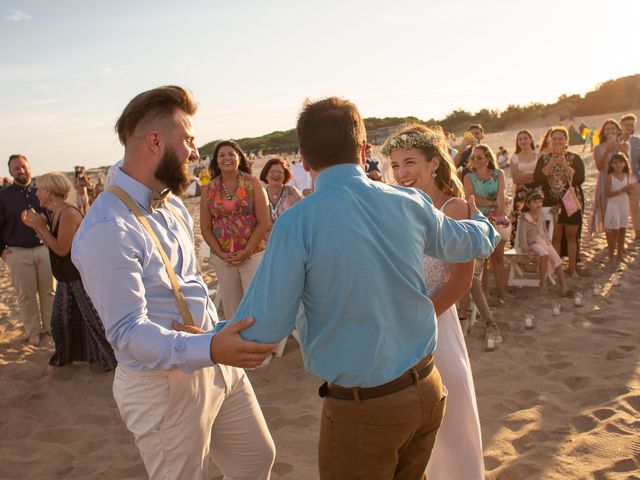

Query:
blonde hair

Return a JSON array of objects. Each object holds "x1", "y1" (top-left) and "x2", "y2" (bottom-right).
[{"x1": 36, "y1": 172, "x2": 73, "y2": 199}]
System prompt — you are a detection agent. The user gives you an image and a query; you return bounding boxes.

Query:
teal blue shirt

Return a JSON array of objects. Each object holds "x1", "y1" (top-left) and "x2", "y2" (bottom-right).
[{"x1": 232, "y1": 163, "x2": 499, "y2": 387}]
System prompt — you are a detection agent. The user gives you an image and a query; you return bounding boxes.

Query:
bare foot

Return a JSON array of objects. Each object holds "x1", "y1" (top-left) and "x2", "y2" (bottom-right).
[
  {"x1": 540, "y1": 286, "x2": 549, "y2": 295},
  {"x1": 27, "y1": 334, "x2": 40, "y2": 346}
]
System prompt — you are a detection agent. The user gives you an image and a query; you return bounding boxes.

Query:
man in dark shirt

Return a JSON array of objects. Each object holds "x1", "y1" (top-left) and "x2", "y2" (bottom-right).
[
  {"x1": 0, "y1": 154, "x2": 54, "y2": 345},
  {"x1": 364, "y1": 144, "x2": 383, "y2": 181},
  {"x1": 454, "y1": 123, "x2": 485, "y2": 177}
]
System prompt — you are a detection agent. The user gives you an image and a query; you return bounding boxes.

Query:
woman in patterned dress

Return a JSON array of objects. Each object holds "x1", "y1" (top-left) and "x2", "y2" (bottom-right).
[
  {"x1": 200, "y1": 140, "x2": 270, "y2": 319},
  {"x1": 533, "y1": 126, "x2": 585, "y2": 277},
  {"x1": 22, "y1": 172, "x2": 116, "y2": 373}
]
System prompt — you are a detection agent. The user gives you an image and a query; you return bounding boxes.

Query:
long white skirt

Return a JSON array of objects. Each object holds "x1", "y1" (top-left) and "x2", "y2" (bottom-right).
[{"x1": 427, "y1": 305, "x2": 485, "y2": 480}]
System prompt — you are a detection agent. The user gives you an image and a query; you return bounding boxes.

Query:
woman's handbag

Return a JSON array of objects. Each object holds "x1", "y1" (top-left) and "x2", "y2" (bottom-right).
[{"x1": 561, "y1": 186, "x2": 581, "y2": 217}]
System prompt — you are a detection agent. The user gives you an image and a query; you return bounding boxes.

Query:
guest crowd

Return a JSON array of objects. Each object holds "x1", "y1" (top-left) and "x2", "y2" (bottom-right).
[{"x1": 1, "y1": 99, "x2": 639, "y2": 480}]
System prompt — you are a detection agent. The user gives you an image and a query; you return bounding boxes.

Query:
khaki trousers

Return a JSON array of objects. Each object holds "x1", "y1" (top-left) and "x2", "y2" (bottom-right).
[
  {"x1": 629, "y1": 182, "x2": 640, "y2": 236},
  {"x1": 210, "y1": 251, "x2": 264, "y2": 320},
  {"x1": 318, "y1": 366, "x2": 447, "y2": 480},
  {"x1": 113, "y1": 363, "x2": 275, "y2": 480},
  {"x1": 4, "y1": 245, "x2": 54, "y2": 337}
]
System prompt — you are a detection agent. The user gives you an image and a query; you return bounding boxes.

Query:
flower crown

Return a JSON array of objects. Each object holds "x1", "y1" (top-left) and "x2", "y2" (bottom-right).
[{"x1": 382, "y1": 131, "x2": 438, "y2": 157}]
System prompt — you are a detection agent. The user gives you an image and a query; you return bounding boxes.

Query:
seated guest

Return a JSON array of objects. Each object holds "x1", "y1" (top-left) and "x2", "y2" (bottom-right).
[
  {"x1": 516, "y1": 191, "x2": 571, "y2": 296},
  {"x1": 22, "y1": 172, "x2": 116, "y2": 372}
]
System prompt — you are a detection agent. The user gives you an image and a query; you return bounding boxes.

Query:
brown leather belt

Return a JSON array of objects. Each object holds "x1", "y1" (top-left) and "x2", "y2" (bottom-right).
[{"x1": 319, "y1": 355, "x2": 434, "y2": 401}]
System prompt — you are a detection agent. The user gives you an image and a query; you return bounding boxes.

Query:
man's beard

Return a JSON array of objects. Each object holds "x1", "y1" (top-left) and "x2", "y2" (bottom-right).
[
  {"x1": 154, "y1": 147, "x2": 190, "y2": 195},
  {"x1": 14, "y1": 172, "x2": 31, "y2": 186}
]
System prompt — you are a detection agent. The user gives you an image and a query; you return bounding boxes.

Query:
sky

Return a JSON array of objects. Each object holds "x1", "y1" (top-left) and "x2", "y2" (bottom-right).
[{"x1": 1, "y1": 0, "x2": 638, "y2": 175}]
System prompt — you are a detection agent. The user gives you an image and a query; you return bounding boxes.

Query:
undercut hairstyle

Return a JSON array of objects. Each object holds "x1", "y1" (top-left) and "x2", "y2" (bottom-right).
[
  {"x1": 620, "y1": 113, "x2": 637, "y2": 123},
  {"x1": 472, "y1": 144, "x2": 499, "y2": 170},
  {"x1": 36, "y1": 172, "x2": 73, "y2": 199},
  {"x1": 514, "y1": 130, "x2": 536, "y2": 154},
  {"x1": 468, "y1": 123, "x2": 484, "y2": 134},
  {"x1": 296, "y1": 97, "x2": 366, "y2": 171},
  {"x1": 115, "y1": 85, "x2": 197, "y2": 146},
  {"x1": 208, "y1": 140, "x2": 252, "y2": 178},
  {"x1": 607, "y1": 152, "x2": 631, "y2": 175},
  {"x1": 598, "y1": 118, "x2": 622, "y2": 144},
  {"x1": 259, "y1": 158, "x2": 292, "y2": 184},
  {"x1": 8, "y1": 154, "x2": 27, "y2": 170}
]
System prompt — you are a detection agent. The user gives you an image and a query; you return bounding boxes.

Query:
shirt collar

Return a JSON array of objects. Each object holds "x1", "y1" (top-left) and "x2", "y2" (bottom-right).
[
  {"x1": 314, "y1": 163, "x2": 367, "y2": 191},
  {"x1": 113, "y1": 167, "x2": 168, "y2": 213}
]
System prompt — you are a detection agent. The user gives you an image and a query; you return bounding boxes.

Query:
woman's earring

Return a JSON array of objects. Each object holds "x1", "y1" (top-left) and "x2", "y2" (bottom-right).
[{"x1": 432, "y1": 171, "x2": 437, "y2": 178}]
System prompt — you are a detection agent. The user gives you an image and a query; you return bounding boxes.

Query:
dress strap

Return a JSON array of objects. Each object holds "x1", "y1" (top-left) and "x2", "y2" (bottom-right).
[{"x1": 440, "y1": 197, "x2": 457, "y2": 212}]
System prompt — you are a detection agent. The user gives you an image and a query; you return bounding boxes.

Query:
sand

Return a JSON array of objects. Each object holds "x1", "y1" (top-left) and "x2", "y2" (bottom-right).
[{"x1": 1, "y1": 118, "x2": 640, "y2": 479}]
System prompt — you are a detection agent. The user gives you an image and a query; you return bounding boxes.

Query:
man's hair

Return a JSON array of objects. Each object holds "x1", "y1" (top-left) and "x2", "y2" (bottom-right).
[
  {"x1": 620, "y1": 113, "x2": 637, "y2": 123},
  {"x1": 8, "y1": 154, "x2": 27, "y2": 170},
  {"x1": 296, "y1": 97, "x2": 366, "y2": 170},
  {"x1": 468, "y1": 124, "x2": 484, "y2": 133},
  {"x1": 115, "y1": 85, "x2": 197, "y2": 146}
]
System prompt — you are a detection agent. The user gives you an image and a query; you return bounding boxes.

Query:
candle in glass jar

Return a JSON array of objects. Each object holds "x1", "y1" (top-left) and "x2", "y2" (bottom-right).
[
  {"x1": 552, "y1": 304, "x2": 560, "y2": 316},
  {"x1": 612, "y1": 274, "x2": 620, "y2": 286},
  {"x1": 524, "y1": 314, "x2": 534, "y2": 329},
  {"x1": 592, "y1": 284, "x2": 601, "y2": 296},
  {"x1": 486, "y1": 335, "x2": 495, "y2": 351},
  {"x1": 574, "y1": 293, "x2": 583, "y2": 306}
]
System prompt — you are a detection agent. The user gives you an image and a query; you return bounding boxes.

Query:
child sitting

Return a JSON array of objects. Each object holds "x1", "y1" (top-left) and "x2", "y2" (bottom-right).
[{"x1": 516, "y1": 191, "x2": 571, "y2": 296}]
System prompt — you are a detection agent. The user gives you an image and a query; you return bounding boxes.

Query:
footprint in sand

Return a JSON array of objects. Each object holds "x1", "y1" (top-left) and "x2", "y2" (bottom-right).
[
  {"x1": 592, "y1": 408, "x2": 616, "y2": 420},
  {"x1": 269, "y1": 414, "x2": 318, "y2": 431},
  {"x1": 618, "y1": 345, "x2": 636, "y2": 352},
  {"x1": 273, "y1": 462, "x2": 295, "y2": 475},
  {"x1": 483, "y1": 455, "x2": 500, "y2": 471},
  {"x1": 561, "y1": 376, "x2": 589, "y2": 391},
  {"x1": 605, "y1": 349, "x2": 628, "y2": 360},
  {"x1": 590, "y1": 327, "x2": 628, "y2": 338},
  {"x1": 512, "y1": 429, "x2": 549, "y2": 454},
  {"x1": 571, "y1": 414, "x2": 598, "y2": 433},
  {"x1": 625, "y1": 395, "x2": 640, "y2": 412},
  {"x1": 611, "y1": 458, "x2": 638, "y2": 473}
]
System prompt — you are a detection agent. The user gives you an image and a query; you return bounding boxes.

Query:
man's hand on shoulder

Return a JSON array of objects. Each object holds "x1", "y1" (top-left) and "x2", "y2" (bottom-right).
[{"x1": 209, "y1": 318, "x2": 276, "y2": 368}]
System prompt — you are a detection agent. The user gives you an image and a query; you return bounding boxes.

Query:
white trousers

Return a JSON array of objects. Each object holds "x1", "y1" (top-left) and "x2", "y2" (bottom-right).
[
  {"x1": 113, "y1": 363, "x2": 275, "y2": 480},
  {"x1": 210, "y1": 251, "x2": 264, "y2": 320}
]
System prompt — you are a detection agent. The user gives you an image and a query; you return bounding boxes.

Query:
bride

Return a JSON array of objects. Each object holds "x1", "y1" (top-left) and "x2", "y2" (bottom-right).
[{"x1": 384, "y1": 125, "x2": 485, "y2": 479}]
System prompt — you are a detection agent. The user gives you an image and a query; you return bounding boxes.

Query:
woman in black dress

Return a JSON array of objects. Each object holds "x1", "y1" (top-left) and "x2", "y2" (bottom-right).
[
  {"x1": 533, "y1": 126, "x2": 585, "y2": 277},
  {"x1": 22, "y1": 172, "x2": 116, "y2": 372}
]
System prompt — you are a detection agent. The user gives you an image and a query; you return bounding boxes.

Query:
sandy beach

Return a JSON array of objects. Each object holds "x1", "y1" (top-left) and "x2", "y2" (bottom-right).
[{"x1": 1, "y1": 118, "x2": 640, "y2": 479}]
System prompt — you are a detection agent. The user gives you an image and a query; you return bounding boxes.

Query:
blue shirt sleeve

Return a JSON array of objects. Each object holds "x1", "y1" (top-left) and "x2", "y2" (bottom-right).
[
  {"x1": 419, "y1": 195, "x2": 500, "y2": 261},
  {"x1": 230, "y1": 216, "x2": 305, "y2": 343},
  {"x1": 71, "y1": 219, "x2": 214, "y2": 372}
]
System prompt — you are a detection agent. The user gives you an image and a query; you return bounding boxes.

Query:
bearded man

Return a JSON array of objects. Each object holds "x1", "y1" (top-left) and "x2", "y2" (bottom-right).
[
  {"x1": 0, "y1": 154, "x2": 55, "y2": 345},
  {"x1": 71, "y1": 86, "x2": 276, "y2": 480}
]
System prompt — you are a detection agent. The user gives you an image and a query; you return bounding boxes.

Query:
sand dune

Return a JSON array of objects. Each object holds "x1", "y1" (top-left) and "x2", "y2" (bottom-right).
[{"x1": 1, "y1": 128, "x2": 639, "y2": 479}]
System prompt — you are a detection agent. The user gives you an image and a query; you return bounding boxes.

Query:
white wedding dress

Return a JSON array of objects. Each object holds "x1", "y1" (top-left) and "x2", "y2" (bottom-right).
[{"x1": 424, "y1": 200, "x2": 485, "y2": 480}]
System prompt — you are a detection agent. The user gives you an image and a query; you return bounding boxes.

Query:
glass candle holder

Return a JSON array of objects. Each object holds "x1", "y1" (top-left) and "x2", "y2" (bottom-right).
[
  {"x1": 612, "y1": 274, "x2": 620, "y2": 286},
  {"x1": 592, "y1": 284, "x2": 601, "y2": 296},
  {"x1": 552, "y1": 303, "x2": 561, "y2": 316},
  {"x1": 524, "y1": 313, "x2": 535, "y2": 329},
  {"x1": 485, "y1": 333, "x2": 496, "y2": 352},
  {"x1": 574, "y1": 292, "x2": 583, "y2": 306}
]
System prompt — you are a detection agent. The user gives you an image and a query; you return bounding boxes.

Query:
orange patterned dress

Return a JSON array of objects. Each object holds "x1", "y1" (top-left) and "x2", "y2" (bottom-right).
[{"x1": 207, "y1": 171, "x2": 267, "y2": 254}]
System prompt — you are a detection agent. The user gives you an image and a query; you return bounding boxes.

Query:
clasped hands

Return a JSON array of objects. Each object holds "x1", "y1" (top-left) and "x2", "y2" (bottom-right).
[{"x1": 21, "y1": 208, "x2": 47, "y2": 231}]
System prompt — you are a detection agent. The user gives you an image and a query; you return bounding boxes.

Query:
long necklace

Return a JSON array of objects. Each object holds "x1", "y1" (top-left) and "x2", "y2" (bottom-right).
[
  {"x1": 268, "y1": 187, "x2": 285, "y2": 223},
  {"x1": 221, "y1": 178, "x2": 237, "y2": 201}
]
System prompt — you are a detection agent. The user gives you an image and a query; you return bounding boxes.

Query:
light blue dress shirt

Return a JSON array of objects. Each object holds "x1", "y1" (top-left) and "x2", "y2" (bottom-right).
[
  {"x1": 232, "y1": 163, "x2": 500, "y2": 387},
  {"x1": 71, "y1": 168, "x2": 216, "y2": 372}
]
